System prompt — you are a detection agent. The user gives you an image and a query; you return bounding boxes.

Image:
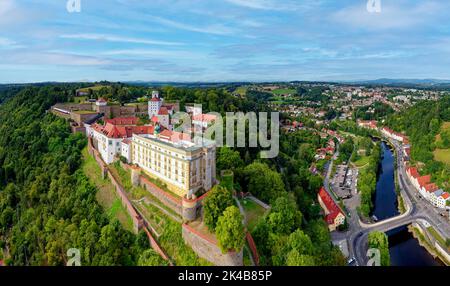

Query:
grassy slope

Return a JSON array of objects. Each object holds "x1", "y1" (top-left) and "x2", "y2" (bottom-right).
[
  {"x1": 81, "y1": 148, "x2": 134, "y2": 232},
  {"x1": 108, "y1": 162, "x2": 211, "y2": 266},
  {"x1": 240, "y1": 198, "x2": 267, "y2": 232},
  {"x1": 272, "y1": 88, "x2": 296, "y2": 95},
  {"x1": 434, "y1": 122, "x2": 450, "y2": 165}
]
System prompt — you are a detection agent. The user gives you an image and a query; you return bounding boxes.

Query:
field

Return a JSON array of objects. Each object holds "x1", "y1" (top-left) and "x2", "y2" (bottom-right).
[
  {"x1": 235, "y1": 86, "x2": 248, "y2": 96},
  {"x1": 78, "y1": 85, "x2": 109, "y2": 92},
  {"x1": 81, "y1": 148, "x2": 134, "y2": 232},
  {"x1": 73, "y1": 96, "x2": 87, "y2": 103},
  {"x1": 434, "y1": 122, "x2": 450, "y2": 165},
  {"x1": 353, "y1": 155, "x2": 371, "y2": 168},
  {"x1": 434, "y1": 149, "x2": 450, "y2": 165},
  {"x1": 240, "y1": 198, "x2": 268, "y2": 231},
  {"x1": 73, "y1": 110, "x2": 97, "y2": 115},
  {"x1": 272, "y1": 88, "x2": 296, "y2": 95},
  {"x1": 435, "y1": 122, "x2": 450, "y2": 142}
]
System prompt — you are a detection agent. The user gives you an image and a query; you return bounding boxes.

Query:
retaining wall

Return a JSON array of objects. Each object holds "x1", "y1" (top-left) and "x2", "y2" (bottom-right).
[
  {"x1": 182, "y1": 223, "x2": 243, "y2": 266},
  {"x1": 246, "y1": 232, "x2": 260, "y2": 266},
  {"x1": 87, "y1": 139, "x2": 170, "y2": 263}
]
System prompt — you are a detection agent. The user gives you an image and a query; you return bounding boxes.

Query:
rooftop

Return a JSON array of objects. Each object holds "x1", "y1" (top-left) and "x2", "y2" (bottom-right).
[
  {"x1": 318, "y1": 187, "x2": 344, "y2": 225},
  {"x1": 105, "y1": 117, "x2": 139, "y2": 126}
]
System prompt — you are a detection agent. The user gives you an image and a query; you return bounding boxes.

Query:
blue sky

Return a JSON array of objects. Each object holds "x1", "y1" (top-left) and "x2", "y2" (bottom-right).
[{"x1": 1, "y1": 0, "x2": 450, "y2": 83}]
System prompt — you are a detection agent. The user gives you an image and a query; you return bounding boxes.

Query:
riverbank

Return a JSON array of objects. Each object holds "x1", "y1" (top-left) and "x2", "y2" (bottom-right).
[{"x1": 409, "y1": 223, "x2": 449, "y2": 266}]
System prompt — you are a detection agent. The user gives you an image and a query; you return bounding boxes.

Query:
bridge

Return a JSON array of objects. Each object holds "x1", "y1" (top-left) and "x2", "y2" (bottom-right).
[{"x1": 340, "y1": 137, "x2": 450, "y2": 266}]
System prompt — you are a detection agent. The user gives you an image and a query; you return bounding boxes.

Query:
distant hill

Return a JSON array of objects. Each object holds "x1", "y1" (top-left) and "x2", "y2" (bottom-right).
[{"x1": 347, "y1": 78, "x2": 450, "y2": 86}]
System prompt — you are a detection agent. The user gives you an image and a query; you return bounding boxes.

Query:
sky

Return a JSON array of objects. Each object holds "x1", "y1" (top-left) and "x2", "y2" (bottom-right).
[{"x1": 1, "y1": 0, "x2": 450, "y2": 83}]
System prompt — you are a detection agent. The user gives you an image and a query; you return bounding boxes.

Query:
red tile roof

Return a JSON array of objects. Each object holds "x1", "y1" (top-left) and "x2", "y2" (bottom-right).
[
  {"x1": 359, "y1": 120, "x2": 378, "y2": 128},
  {"x1": 158, "y1": 107, "x2": 169, "y2": 115},
  {"x1": 105, "y1": 117, "x2": 139, "y2": 126},
  {"x1": 441, "y1": 193, "x2": 450, "y2": 200},
  {"x1": 417, "y1": 175, "x2": 431, "y2": 188},
  {"x1": 318, "y1": 187, "x2": 343, "y2": 225},
  {"x1": 193, "y1": 114, "x2": 217, "y2": 122},
  {"x1": 407, "y1": 167, "x2": 419, "y2": 178},
  {"x1": 159, "y1": 130, "x2": 191, "y2": 143},
  {"x1": 383, "y1": 127, "x2": 394, "y2": 134},
  {"x1": 151, "y1": 115, "x2": 159, "y2": 123},
  {"x1": 424, "y1": 183, "x2": 439, "y2": 193},
  {"x1": 150, "y1": 97, "x2": 161, "y2": 102},
  {"x1": 92, "y1": 123, "x2": 154, "y2": 139}
]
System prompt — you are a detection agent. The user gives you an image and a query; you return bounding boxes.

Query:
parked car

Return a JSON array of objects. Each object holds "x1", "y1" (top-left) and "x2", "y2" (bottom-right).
[{"x1": 347, "y1": 257, "x2": 356, "y2": 265}]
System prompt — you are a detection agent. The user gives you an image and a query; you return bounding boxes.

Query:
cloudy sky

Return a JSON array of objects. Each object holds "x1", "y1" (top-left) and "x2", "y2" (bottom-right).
[{"x1": 1, "y1": 0, "x2": 450, "y2": 83}]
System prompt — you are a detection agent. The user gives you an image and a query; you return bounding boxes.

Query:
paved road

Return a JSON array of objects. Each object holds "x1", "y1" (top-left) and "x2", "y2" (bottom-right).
[{"x1": 336, "y1": 136, "x2": 450, "y2": 266}]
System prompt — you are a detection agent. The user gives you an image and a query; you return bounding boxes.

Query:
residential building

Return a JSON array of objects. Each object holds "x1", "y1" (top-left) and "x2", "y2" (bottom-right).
[
  {"x1": 406, "y1": 166, "x2": 450, "y2": 209},
  {"x1": 318, "y1": 187, "x2": 346, "y2": 231},
  {"x1": 358, "y1": 120, "x2": 378, "y2": 130},
  {"x1": 417, "y1": 175, "x2": 432, "y2": 198},
  {"x1": 421, "y1": 183, "x2": 439, "y2": 200},
  {"x1": 430, "y1": 189, "x2": 444, "y2": 207},
  {"x1": 437, "y1": 192, "x2": 450, "y2": 209}
]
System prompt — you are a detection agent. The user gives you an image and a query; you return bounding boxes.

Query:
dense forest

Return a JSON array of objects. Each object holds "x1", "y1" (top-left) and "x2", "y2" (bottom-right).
[
  {"x1": 0, "y1": 85, "x2": 162, "y2": 265},
  {"x1": 385, "y1": 96, "x2": 450, "y2": 189}
]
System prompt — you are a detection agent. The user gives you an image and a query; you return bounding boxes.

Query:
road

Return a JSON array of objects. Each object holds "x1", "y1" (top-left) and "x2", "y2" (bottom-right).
[{"x1": 330, "y1": 136, "x2": 450, "y2": 266}]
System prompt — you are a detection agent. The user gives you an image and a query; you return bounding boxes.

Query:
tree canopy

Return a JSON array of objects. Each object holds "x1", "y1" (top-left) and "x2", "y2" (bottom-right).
[
  {"x1": 202, "y1": 185, "x2": 234, "y2": 231},
  {"x1": 215, "y1": 206, "x2": 245, "y2": 254}
]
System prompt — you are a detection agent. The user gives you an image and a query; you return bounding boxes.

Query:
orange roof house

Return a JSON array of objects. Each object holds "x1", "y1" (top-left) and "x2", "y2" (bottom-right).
[{"x1": 318, "y1": 187, "x2": 345, "y2": 231}]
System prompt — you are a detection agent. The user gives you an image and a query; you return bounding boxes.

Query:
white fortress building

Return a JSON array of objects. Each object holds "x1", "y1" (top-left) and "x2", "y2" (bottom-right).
[
  {"x1": 87, "y1": 115, "x2": 217, "y2": 197},
  {"x1": 132, "y1": 131, "x2": 216, "y2": 197}
]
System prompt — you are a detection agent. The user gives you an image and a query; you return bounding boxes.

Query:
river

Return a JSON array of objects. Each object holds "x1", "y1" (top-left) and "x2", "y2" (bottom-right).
[
  {"x1": 373, "y1": 141, "x2": 441, "y2": 266},
  {"x1": 372, "y1": 141, "x2": 399, "y2": 220}
]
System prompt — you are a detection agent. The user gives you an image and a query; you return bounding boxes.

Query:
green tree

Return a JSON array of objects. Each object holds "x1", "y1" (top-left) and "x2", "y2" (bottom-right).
[
  {"x1": 244, "y1": 162, "x2": 285, "y2": 203},
  {"x1": 368, "y1": 231, "x2": 390, "y2": 266},
  {"x1": 215, "y1": 206, "x2": 245, "y2": 253},
  {"x1": 267, "y1": 194, "x2": 303, "y2": 235},
  {"x1": 138, "y1": 249, "x2": 169, "y2": 266},
  {"x1": 203, "y1": 185, "x2": 234, "y2": 231},
  {"x1": 286, "y1": 250, "x2": 315, "y2": 266},
  {"x1": 288, "y1": 229, "x2": 313, "y2": 256},
  {"x1": 216, "y1": 147, "x2": 244, "y2": 171}
]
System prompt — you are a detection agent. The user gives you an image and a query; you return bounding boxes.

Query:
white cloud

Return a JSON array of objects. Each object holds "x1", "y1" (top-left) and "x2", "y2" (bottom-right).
[
  {"x1": 0, "y1": 0, "x2": 14, "y2": 16},
  {"x1": 149, "y1": 16, "x2": 235, "y2": 35},
  {"x1": 0, "y1": 50, "x2": 110, "y2": 66},
  {"x1": 224, "y1": 0, "x2": 322, "y2": 11},
  {"x1": 59, "y1": 33, "x2": 184, "y2": 46},
  {"x1": 101, "y1": 49, "x2": 204, "y2": 59},
  {"x1": 0, "y1": 37, "x2": 16, "y2": 46},
  {"x1": 0, "y1": 37, "x2": 24, "y2": 49}
]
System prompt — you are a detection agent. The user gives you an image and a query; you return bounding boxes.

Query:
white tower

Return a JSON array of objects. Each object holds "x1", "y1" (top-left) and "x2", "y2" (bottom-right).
[{"x1": 148, "y1": 91, "x2": 162, "y2": 118}]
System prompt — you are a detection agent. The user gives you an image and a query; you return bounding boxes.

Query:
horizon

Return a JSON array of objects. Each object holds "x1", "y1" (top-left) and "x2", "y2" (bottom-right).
[
  {"x1": 1, "y1": 0, "x2": 450, "y2": 82},
  {"x1": 3, "y1": 78, "x2": 450, "y2": 85}
]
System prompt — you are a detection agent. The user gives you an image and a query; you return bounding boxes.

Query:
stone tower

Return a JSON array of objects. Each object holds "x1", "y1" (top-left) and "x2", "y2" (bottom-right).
[{"x1": 148, "y1": 90, "x2": 163, "y2": 118}]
